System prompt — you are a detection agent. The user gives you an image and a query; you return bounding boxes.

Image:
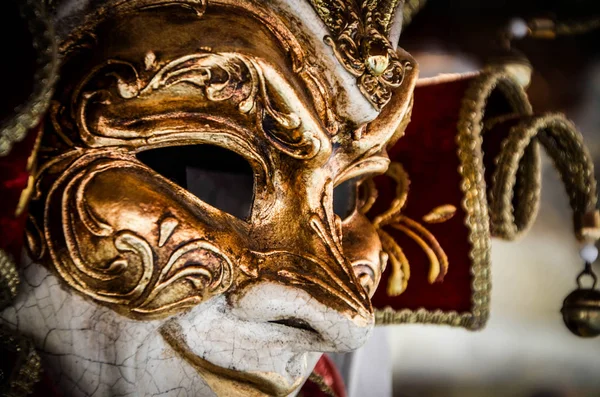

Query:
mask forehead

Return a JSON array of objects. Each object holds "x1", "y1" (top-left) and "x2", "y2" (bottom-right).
[
  {"x1": 52, "y1": 1, "x2": 417, "y2": 190},
  {"x1": 55, "y1": 0, "x2": 416, "y2": 156}
]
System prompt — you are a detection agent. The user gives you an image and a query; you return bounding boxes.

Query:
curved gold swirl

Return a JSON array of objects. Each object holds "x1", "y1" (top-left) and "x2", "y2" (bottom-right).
[
  {"x1": 136, "y1": 240, "x2": 233, "y2": 313},
  {"x1": 74, "y1": 52, "x2": 321, "y2": 159},
  {"x1": 423, "y1": 205, "x2": 457, "y2": 224},
  {"x1": 41, "y1": 153, "x2": 235, "y2": 318},
  {"x1": 369, "y1": 162, "x2": 451, "y2": 296},
  {"x1": 307, "y1": 181, "x2": 372, "y2": 312}
]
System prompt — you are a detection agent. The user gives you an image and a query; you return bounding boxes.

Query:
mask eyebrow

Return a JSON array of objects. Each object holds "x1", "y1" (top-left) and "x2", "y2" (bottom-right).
[
  {"x1": 332, "y1": 146, "x2": 391, "y2": 187},
  {"x1": 132, "y1": 128, "x2": 272, "y2": 184}
]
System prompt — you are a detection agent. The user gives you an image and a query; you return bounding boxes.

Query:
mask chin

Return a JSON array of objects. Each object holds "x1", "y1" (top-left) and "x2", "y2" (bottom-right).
[{"x1": 159, "y1": 295, "x2": 315, "y2": 397}]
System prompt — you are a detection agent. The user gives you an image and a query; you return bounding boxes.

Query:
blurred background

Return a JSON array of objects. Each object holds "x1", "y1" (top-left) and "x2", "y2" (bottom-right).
[{"x1": 387, "y1": 1, "x2": 600, "y2": 396}]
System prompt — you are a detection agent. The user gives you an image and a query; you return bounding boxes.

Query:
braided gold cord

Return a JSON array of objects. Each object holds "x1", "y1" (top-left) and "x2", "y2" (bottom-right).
[
  {"x1": 376, "y1": 67, "x2": 533, "y2": 329},
  {"x1": 402, "y1": 0, "x2": 427, "y2": 27},
  {"x1": 454, "y1": 67, "x2": 532, "y2": 329},
  {"x1": 513, "y1": 142, "x2": 542, "y2": 234},
  {"x1": 490, "y1": 114, "x2": 597, "y2": 241},
  {"x1": 488, "y1": 120, "x2": 542, "y2": 240},
  {"x1": 306, "y1": 372, "x2": 337, "y2": 397},
  {"x1": 459, "y1": 68, "x2": 541, "y2": 244},
  {"x1": 535, "y1": 115, "x2": 598, "y2": 239}
]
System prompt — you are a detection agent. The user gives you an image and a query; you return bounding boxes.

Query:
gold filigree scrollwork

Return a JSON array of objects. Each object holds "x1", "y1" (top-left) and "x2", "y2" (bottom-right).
[
  {"x1": 73, "y1": 52, "x2": 320, "y2": 159},
  {"x1": 309, "y1": 181, "x2": 371, "y2": 310},
  {"x1": 245, "y1": 180, "x2": 372, "y2": 316},
  {"x1": 136, "y1": 238, "x2": 234, "y2": 314},
  {"x1": 309, "y1": 0, "x2": 411, "y2": 110},
  {"x1": 43, "y1": 155, "x2": 234, "y2": 317},
  {"x1": 366, "y1": 162, "x2": 453, "y2": 296}
]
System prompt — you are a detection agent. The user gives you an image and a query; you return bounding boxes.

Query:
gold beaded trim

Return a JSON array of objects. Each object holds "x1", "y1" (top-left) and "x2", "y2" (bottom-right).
[
  {"x1": 490, "y1": 113, "x2": 598, "y2": 242},
  {"x1": 376, "y1": 67, "x2": 532, "y2": 329},
  {"x1": 376, "y1": 306, "x2": 473, "y2": 327},
  {"x1": 0, "y1": 326, "x2": 42, "y2": 397},
  {"x1": 305, "y1": 372, "x2": 337, "y2": 397},
  {"x1": 0, "y1": 249, "x2": 20, "y2": 310},
  {"x1": 0, "y1": 0, "x2": 58, "y2": 157},
  {"x1": 402, "y1": 0, "x2": 428, "y2": 27}
]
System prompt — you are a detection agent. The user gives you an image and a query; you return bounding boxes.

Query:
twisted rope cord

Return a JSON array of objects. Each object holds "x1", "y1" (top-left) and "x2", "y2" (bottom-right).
[{"x1": 489, "y1": 113, "x2": 598, "y2": 242}]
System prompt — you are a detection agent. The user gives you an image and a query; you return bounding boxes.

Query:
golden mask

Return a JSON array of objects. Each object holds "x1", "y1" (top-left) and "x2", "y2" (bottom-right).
[{"x1": 25, "y1": 0, "x2": 417, "y2": 395}]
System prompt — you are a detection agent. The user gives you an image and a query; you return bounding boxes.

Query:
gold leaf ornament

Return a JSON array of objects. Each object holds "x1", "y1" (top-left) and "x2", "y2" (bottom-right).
[{"x1": 370, "y1": 162, "x2": 452, "y2": 296}]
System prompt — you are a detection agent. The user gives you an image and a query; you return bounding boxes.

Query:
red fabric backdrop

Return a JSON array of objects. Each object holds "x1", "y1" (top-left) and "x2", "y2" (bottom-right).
[{"x1": 370, "y1": 77, "x2": 476, "y2": 313}]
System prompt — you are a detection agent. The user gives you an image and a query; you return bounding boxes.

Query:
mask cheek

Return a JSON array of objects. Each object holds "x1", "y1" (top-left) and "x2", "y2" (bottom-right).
[
  {"x1": 41, "y1": 156, "x2": 244, "y2": 320},
  {"x1": 341, "y1": 211, "x2": 384, "y2": 297}
]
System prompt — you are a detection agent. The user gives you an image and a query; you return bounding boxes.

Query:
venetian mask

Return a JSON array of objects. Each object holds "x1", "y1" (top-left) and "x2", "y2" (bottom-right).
[{"x1": 16, "y1": 0, "x2": 417, "y2": 395}]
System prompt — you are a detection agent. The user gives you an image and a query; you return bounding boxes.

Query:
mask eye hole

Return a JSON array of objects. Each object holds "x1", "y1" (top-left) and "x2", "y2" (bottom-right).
[
  {"x1": 333, "y1": 178, "x2": 358, "y2": 220},
  {"x1": 136, "y1": 144, "x2": 255, "y2": 220},
  {"x1": 353, "y1": 263, "x2": 376, "y2": 296}
]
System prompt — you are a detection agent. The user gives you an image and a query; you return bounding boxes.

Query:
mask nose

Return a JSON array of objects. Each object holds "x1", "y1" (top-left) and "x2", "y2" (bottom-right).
[
  {"x1": 230, "y1": 236, "x2": 374, "y2": 352},
  {"x1": 230, "y1": 281, "x2": 374, "y2": 352},
  {"x1": 229, "y1": 181, "x2": 375, "y2": 352}
]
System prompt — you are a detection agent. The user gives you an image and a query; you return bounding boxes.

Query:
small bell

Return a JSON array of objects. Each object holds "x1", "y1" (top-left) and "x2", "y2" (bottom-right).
[{"x1": 561, "y1": 261, "x2": 600, "y2": 337}]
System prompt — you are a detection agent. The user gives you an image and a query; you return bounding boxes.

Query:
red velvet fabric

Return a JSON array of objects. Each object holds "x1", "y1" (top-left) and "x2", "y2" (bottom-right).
[
  {"x1": 0, "y1": 126, "x2": 40, "y2": 260},
  {"x1": 299, "y1": 355, "x2": 346, "y2": 397},
  {"x1": 369, "y1": 76, "x2": 476, "y2": 313}
]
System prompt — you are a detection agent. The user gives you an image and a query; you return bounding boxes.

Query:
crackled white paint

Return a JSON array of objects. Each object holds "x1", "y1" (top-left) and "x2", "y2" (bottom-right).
[
  {"x1": 231, "y1": 282, "x2": 373, "y2": 352},
  {"x1": 1, "y1": 260, "x2": 217, "y2": 396},
  {"x1": 172, "y1": 295, "x2": 324, "y2": 392},
  {"x1": 171, "y1": 282, "x2": 373, "y2": 390},
  {"x1": 1, "y1": 260, "x2": 374, "y2": 396}
]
